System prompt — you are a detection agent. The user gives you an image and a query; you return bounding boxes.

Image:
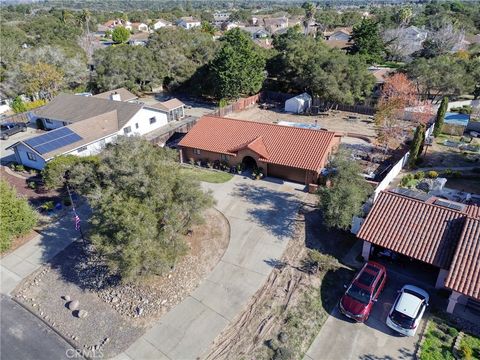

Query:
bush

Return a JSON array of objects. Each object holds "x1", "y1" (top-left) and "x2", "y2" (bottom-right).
[
  {"x1": 427, "y1": 171, "x2": 438, "y2": 179},
  {"x1": 27, "y1": 181, "x2": 36, "y2": 189},
  {"x1": 41, "y1": 201, "x2": 54, "y2": 211},
  {"x1": 15, "y1": 165, "x2": 25, "y2": 172},
  {"x1": 401, "y1": 173, "x2": 415, "y2": 187},
  {"x1": 42, "y1": 155, "x2": 99, "y2": 189},
  {"x1": 460, "y1": 343, "x2": 473, "y2": 360},
  {"x1": 447, "y1": 327, "x2": 458, "y2": 337},
  {"x1": 414, "y1": 171, "x2": 425, "y2": 180},
  {"x1": 0, "y1": 180, "x2": 37, "y2": 252}
]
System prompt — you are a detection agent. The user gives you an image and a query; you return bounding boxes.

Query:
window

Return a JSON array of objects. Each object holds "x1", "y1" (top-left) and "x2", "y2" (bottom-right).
[
  {"x1": 193, "y1": 149, "x2": 201, "y2": 155},
  {"x1": 123, "y1": 126, "x2": 132, "y2": 135},
  {"x1": 149, "y1": 117, "x2": 156, "y2": 124},
  {"x1": 373, "y1": 273, "x2": 385, "y2": 297},
  {"x1": 45, "y1": 119, "x2": 53, "y2": 124},
  {"x1": 27, "y1": 152, "x2": 36, "y2": 161},
  {"x1": 221, "y1": 154, "x2": 228, "y2": 161},
  {"x1": 135, "y1": 123, "x2": 139, "y2": 129},
  {"x1": 77, "y1": 146, "x2": 88, "y2": 153}
]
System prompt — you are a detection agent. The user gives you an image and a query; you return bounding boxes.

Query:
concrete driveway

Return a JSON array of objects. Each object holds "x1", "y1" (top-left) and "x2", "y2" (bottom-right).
[
  {"x1": 1, "y1": 124, "x2": 40, "y2": 165},
  {"x1": 120, "y1": 176, "x2": 307, "y2": 360},
  {"x1": 305, "y1": 275, "x2": 425, "y2": 360}
]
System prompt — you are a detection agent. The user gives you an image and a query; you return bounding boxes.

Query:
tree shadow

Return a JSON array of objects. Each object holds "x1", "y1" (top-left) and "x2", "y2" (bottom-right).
[
  {"x1": 359, "y1": 347, "x2": 414, "y2": 360},
  {"x1": 232, "y1": 182, "x2": 301, "y2": 240},
  {"x1": 263, "y1": 258, "x2": 287, "y2": 269}
]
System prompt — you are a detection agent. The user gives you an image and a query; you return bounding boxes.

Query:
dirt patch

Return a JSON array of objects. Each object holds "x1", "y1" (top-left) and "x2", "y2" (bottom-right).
[
  {"x1": 0, "y1": 230, "x2": 38, "y2": 257},
  {"x1": 204, "y1": 197, "x2": 355, "y2": 360},
  {"x1": 422, "y1": 135, "x2": 480, "y2": 168},
  {"x1": 13, "y1": 208, "x2": 229, "y2": 358}
]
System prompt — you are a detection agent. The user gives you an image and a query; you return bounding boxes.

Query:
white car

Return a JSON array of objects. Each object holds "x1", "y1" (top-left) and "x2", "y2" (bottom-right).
[{"x1": 386, "y1": 285, "x2": 429, "y2": 336}]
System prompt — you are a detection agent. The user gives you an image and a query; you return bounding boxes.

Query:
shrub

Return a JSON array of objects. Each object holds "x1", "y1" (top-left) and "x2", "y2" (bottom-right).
[
  {"x1": 27, "y1": 181, "x2": 36, "y2": 189},
  {"x1": 24, "y1": 99, "x2": 46, "y2": 111},
  {"x1": 0, "y1": 180, "x2": 37, "y2": 252},
  {"x1": 15, "y1": 165, "x2": 25, "y2": 172},
  {"x1": 427, "y1": 171, "x2": 438, "y2": 179},
  {"x1": 447, "y1": 327, "x2": 458, "y2": 337},
  {"x1": 442, "y1": 169, "x2": 453, "y2": 177},
  {"x1": 414, "y1": 171, "x2": 425, "y2": 180},
  {"x1": 401, "y1": 173, "x2": 415, "y2": 187},
  {"x1": 460, "y1": 343, "x2": 473, "y2": 360}
]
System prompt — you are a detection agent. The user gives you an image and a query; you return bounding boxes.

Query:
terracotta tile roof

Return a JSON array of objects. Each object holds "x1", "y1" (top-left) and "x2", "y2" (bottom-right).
[
  {"x1": 445, "y1": 217, "x2": 480, "y2": 300},
  {"x1": 230, "y1": 136, "x2": 270, "y2": 159},
  {"x1": 357, "y1": 191, "x2": 467, "y2": 269},
  {"x1": 178, "y1": 116, "x2": 338, "y2": 171},
  {"x1": 466, "y1": 204, "x2": 480, "y2": 219}
]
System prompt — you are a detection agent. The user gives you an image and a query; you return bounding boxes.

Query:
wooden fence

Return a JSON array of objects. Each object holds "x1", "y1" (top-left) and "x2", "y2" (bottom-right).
[{"x1": 212, "y1": 94, "x2": 261, "y2": 117}]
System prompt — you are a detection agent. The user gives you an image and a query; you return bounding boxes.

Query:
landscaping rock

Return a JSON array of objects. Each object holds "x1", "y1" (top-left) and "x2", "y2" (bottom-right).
[
  {"x1": 68, "y1": 300, "x2": 79, "y2": 311},
  {"x1": 63, "y1": 295, "x2": 71, "y2": 301},
  {"x1": 77, "y1": 309, "x2": 88, "y2": 318},
  {"x1": 278, "y1": 332, "x2": 289, "y2": 344}
]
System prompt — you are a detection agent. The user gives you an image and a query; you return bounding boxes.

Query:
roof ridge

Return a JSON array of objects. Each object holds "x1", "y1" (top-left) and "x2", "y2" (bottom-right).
[{"x1": 203, "y1": 115, "x2": 337, "y2": 135}]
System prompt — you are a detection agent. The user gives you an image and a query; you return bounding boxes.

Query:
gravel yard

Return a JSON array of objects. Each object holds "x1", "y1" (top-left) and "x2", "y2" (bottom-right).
[{"x1": 13, "y1": 208, "x2": 229, "y2": 358}]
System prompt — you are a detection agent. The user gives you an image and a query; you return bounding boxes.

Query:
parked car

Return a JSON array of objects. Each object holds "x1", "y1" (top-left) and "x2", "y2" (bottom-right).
[
  {"x1": 339, "y1": 261, "x2": 387, "y2": 322},
  {"x1": 386, "y1": 285, "x2": 429, "y2": 336},
  {"x1": 1, "y1": 122, "x2": 27, "y2": 140}
]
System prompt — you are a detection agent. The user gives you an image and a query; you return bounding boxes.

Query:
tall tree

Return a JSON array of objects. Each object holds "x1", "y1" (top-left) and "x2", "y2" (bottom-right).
[
  {"x1": 408, "y1": 124, "x2": 426, "y2": 168},
  {"x1": 433, "y1": 96, "x2": 448, "y2": 137},
  {"x1": 21, "y1": 62, "x2": 64, "y2": 100},
  {"x1": 68, "y1": 137, "x2": 214, "y2": 281},
  {"x1": 318, "y1": 150, "x2": 372, "y2": 230},
  {"x1": 112, "y1": 26, "x2": 130, "y2": 43},
  {"x1": 302, "y1": 2, "x2": 316, "y2": 35},
  {"x1": 209, "y1": 28, "x2": 266, "y2": 100},
  {"x1": 350, "y1": 18, "x2": 385, "y2": 64},
  {"x1": 0, "y1": 180, "x2": 37, "y2": 252}
]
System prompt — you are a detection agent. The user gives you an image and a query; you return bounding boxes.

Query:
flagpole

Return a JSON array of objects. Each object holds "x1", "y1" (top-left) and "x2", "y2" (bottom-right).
[{"x1": 66, "y1": 182, "x2": 86, "y2": 250}]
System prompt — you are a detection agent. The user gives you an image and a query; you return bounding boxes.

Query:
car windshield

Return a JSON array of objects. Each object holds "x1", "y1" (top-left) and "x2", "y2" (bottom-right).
[
  {"x1": 390, "y1": 310, "x2": 415, "y2": 328},
  {"x1": 346, "y1": 284, "x2": 371, "y2": 304},
  {"x1": 0, "y1": 125, "x2": 8, "y2": 131}
]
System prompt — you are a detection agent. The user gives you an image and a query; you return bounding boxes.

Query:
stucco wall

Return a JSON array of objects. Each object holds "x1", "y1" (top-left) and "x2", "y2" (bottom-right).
[{"x1": 120, "y1": 108, "x2": 169, "y2": 136}]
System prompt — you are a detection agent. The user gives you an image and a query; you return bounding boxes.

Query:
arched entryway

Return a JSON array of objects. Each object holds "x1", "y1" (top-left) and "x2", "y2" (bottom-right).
[{"x1": 242, "y1": 156, "x2": 257, "y2": 170}]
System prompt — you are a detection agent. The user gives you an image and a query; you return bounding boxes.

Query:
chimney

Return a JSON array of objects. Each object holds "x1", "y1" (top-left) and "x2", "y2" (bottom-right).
[{"x1": 110, "y1": 92, "x2": 121, "y2": 101}]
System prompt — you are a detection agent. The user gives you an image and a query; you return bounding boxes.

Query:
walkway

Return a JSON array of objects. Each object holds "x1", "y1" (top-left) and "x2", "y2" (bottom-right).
[
  {"x1": 118, "y1": 176, "x2": 307, "y2": 360},
  {"x1": 0, "y1": 204, "x2": 91, "y2": 295}
]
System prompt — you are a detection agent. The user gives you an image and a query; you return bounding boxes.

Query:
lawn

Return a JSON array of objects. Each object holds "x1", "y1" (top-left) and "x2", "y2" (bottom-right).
[
  {"x1": 180, "y1": 166, "x2": 234, "y2": 183},
  {"x1": 420, "y1": 316, "x2": 480, "y2": 360}
]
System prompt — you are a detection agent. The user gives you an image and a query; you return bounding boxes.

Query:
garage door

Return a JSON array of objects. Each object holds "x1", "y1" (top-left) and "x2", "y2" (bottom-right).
[{"x1": 268, "y1": 164, "x2": 306, "y2": 184}]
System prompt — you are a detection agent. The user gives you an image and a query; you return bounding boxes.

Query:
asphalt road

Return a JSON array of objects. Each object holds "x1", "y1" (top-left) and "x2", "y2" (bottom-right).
[{"x1": 1, "y1": 295, "x2": 76, "y2": 360}]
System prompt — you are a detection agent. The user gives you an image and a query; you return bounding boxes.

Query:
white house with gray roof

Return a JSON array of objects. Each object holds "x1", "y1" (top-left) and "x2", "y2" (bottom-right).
[{"x1": 7, "y1": 93, "x2": 185, "y2": 170}]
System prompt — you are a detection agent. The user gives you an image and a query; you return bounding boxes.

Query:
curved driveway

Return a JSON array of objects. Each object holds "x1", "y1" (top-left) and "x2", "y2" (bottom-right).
[{"x1": 121, "y1": 176, "x2": 306, "y2": 360}]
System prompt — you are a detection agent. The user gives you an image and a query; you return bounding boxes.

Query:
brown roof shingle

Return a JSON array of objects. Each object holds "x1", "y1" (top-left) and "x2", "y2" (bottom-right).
[
  {"x1": 150, "y1": 98, "x2": 185, "y2": 112},
  {"x1": 445, "y1": 217, "x2": 480, "y2": 300},
  {"x1": 357, "y1": 191, "x2": 467, "y2": 269},
  {"x1": 178, "y1": 116, "x2": 338, "y2": 171},
  {"x1": 93, "y1": 88, "x2": 138, "y2": 102}
]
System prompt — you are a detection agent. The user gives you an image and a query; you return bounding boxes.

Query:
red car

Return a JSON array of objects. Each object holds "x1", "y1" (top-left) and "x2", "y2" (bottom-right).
[{"x1": 339, "y1": 261, "x2": 387, "y2": 322}]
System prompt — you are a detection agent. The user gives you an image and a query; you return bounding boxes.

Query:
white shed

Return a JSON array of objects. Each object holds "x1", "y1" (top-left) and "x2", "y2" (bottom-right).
[{"x1": 284, "y1": 93, "x2": 312, "y2": 114}]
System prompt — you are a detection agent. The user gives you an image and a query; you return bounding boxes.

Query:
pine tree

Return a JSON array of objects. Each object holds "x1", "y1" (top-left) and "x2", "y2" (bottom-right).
[{"x1": 433, "y1": 96, "x2": 448, "y2": 137}]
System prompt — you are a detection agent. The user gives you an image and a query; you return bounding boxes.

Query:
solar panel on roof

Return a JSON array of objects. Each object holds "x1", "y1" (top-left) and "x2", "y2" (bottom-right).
[
  {"x1": 391, "y1": 188, "x2": 432, "y2": 202},
  {"x1": 434, "y1": 199, "x2": 466, "y2": 212},
  {"x1": 24, "y1": 127, "x2": 82, "y2": 155}
]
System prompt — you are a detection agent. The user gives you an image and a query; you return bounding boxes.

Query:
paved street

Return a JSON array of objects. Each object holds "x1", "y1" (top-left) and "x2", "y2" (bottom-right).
[
  {"x1": 1, "y1": 295, "x2": 74, "y2": 360},
  {"x1": 304, "y1": 272, "x2": 428, "y2": 360},
  {"x1": 120, "y1": 176, "x2": 307, "y2": 360}
]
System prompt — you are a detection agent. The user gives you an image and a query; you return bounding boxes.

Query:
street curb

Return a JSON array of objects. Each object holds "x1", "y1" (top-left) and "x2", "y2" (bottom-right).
[{"x1": 11, "y1": 296, "x2": 87, "y2": 359}]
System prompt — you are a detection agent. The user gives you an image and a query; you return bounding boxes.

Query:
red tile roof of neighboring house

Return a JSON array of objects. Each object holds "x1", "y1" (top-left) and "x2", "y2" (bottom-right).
[
  {"x1": 179, "y1": 116, "x2": 338, "y2": 171},
  {"x1": 357, "y1": 191, "x2": 467, "y2": 269},
  {"x1": 466, "y1": 204, "x2": 480, "y2": 219},
  {"x1": 445, "y1": 217, "x2": 480, "y2": 300}
]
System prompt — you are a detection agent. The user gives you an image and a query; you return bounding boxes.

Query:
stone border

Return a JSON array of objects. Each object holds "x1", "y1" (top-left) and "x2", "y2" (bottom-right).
[
  {"x1": 414, "y1": 313, "x2": 431, "y2": 360},
  {"x1": 453, "y1": 331, "x2": 465, "y2": 360}
]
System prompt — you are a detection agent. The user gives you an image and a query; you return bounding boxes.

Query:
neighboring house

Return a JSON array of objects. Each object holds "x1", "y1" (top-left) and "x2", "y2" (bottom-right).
[
  {"x1": 263, "y1": 16, "x2": 288, "y2": 33},
  {"x1": 102, "y1": 19, "x2": 123, "y2": 29},
  {"x1": 152, "y1": 19, "x2": 171, "y2": 30},
  {"x1": 285, "y1": 93, "x2": 312, "y2": 114},
  {"x1": 223, "y1": 22, "x2": 239, "y2": 31},
  {"x1": 213, "y1": 12, "x2": 230, "y2": 27},
  {"x1": 241, "y1": 26, "x2": 269, "y2": 39},
  {"x1": 149, "y1": 98, "x2": 186, "y2": 121},
  {"x1": 93, "y1": 88, "x2": 138, "y2": 102},
  {"x1": 368, "y1": 66, "x2": 396, "y2": 85},
  {"x1": 7, "y1": 93, "x2": 184, "y2": 169},
  {"x1": 124, "y1": 21, "x2": 133, "y2": 31},
  {"x1": 403, "y1": 25, "x2": 428, "y2": 43},
  {"x1": 131, "y1": 22, "x2": 149, "y2": 32},
  {"x1": 323, "y1": 27, "x2": 352, "y2": 41},
  {"x1": 358, "y1": 189, "x2": 480, "y2": 315},
  {"x1": 127, "y1": 32, "x2": 150, "y2": 46},
  {"x1": 178, "y1": 116, "x2": 341, "y2": 185},
  {"x1": 251, "y1": 16, "x2": 259, "y2": 26},
  {"x1": 177, "y1": 17, "x2": 201, "y2": 30}
]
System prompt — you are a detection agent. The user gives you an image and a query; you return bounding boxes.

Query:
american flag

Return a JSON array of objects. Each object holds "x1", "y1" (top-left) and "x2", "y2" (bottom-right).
[{"x1": 74, "y1": 214, "x2": 81, "y2": 231}]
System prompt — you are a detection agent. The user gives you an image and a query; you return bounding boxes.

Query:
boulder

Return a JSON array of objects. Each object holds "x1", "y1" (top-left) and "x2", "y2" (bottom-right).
[{"x1": 68, "y1": 300, "x2": 79, "y2": 311}]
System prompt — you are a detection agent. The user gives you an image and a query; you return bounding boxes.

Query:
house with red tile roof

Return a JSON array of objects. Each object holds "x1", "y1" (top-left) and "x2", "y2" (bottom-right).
[
  {"x1": 178, "y1": 116, "x2": 341, "y2": 185},
  {"x1": 358, "y1": 189, "x2": 480, "y2": 314}
]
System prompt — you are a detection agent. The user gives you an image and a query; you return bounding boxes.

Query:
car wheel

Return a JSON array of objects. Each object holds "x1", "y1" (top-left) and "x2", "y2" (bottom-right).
[{"x1": 2, "y1": 134, "x2": 8, "y2": 140}]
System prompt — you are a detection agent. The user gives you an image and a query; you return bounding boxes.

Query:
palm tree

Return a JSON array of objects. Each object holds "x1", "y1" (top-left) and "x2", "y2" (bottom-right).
[
  {"x1": 302, "y1": 2, "x2": 316, "y2": 36},
  {"x1": 61, "y1": 9, "x2": 73, "y2": 24}
]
